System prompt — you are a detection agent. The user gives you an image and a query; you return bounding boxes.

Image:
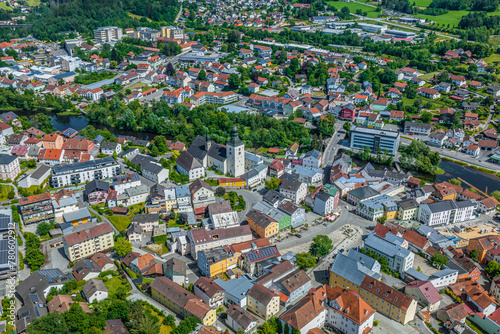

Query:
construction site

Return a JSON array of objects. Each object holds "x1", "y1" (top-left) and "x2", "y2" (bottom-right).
[{"x1": 440, "y1": 222, "x2": 500, "y2": 248}]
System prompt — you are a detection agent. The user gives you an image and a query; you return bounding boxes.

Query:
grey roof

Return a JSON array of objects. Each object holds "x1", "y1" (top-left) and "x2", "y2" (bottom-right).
[
  {"x1": 346, "y1": 248, "x2": 379, "y2": 271},
  {"x1": 100, "y1": 142, "x2": 119, "y2": 150},
  {"x1": 348, "y1": 185, "x2": 380, "y2": 200},
  {"x1": 280, "y1": 178, "x2": 304, "y2": 192},
  {"x1": 228, "y1": 126, "x2": 243, "y2": 148},
  {"x1": 125, "y1": 184, "x2": 149, "y2": 197},
  {"x1": 351, "y1": 125, "x2": 400, "y2": 138},
  {"x1": 430, "y1": 268, "x2": 459, "y2": 279},
  {"x1": 397, "y1": 198, "x2": 419, "y2": 210},
  {"x1": 423, "y1": 200, "x2": 457, "y2": 213},
  {"x1": 315, "y1": 191, "x2": 332, "y2": 203},
  {"x1": 430, "y1": 132, "x2": 447, "y2": 140},
  {"x1": 118, "y1": 147, "x2": 138, "y2": 157},
  {"x1": 226, "y1": 304, "x2": 257, "y2": 329},
  {"x1": 364, "y1": 233, "x2": 412, "y2": 259},
  {"x1": 208, "y1": 143, "x2": 226, "y2": 162},
  {"x1": 405, "y1": 268, "x2": 429, "y2": 281},
  {"x1": 187, "y1": 135, "x2": 209, "y2": 161},
  {"x1": 150, "y1": 183, "x2": 165, "y2": 198},
  {"x1": 0, "y1": 154, "x2": 17, "y2": 165},
  {"x1": 263, "y1": 190, "x2": 285, "y2": 206},
  {"x1": 82, "y1": 278, "x2": 108, "y2": 299},
  {"x1": 293, "y1": 165, "x2": 323, "y2": 178},
  {"x1": 304, "y1": 149, "x2": 322, "y2": 160},
  {"x1": 30, "y1": 164, "x2": 51, "y2": 180},
  {"x1": 175, "y1": 185, "x2": 190, "y2": 198},
  {"x1": 63, "y1": 208, "x2": 91, "y2": 222},
  {"x1": 330, "y1": 253, "x2": 381, "y2": 286},
  {"x1": 405, "y1": 121, "x2": 432, "y2": 130},
  {"x1": 85, "y1": 179, "x2": 109, "y2": 194},
  {"x1": 132, "y1": 213, "x2": 159, "y2": 224},
  {"x1": 52, "y1": 157, "x2": 117, "y2": 175},
  {"x1": 214, "y1": 276, "x2": 254, "y2": 301},
  {"x1": 177, "y1": 151, "x2": 202, "y2": 171},
  {"x1": 241, "y1": 169, "x2": 258, "y2": 180},
  {"x1": 455, "y1": 199, "x2": 476, "y2": 209},
  {"x1": 141, "y1": 160, "x2": 165, "y2": 174}
]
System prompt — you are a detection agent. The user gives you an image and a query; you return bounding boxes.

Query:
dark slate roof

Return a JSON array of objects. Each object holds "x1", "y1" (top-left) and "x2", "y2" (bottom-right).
[
  {"x1": 177, "y1": 151, "x2": 202, "y2": 171},
  {"x1": 348, "y1": 186, "x2": 380, "y2": 200},
  {"x1": 280, "y1": 179, "x2": 304, "y2": 192},
  {"x1": 187, "y1": 135, "x2": 209, "y2": 161},
  {"x1": 85, "y1": 179, "x2": 109, "y2": 194},
  {"x1": 0, "y1": 154, "x2": 17, "y2": 165}
]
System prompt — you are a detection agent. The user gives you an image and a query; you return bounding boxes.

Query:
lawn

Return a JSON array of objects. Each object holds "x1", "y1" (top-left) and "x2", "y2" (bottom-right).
[
  {"x1": 126, "y1": 82, "x2": 148, "y2": 91},
  {"x1": 100, "y1": 276, "x2": 130, "y2": 297},
  {"x1": 107, "y1": 215, "x2": 133, "y2": 231},
  {"x1": 484, "y1": 53, "x2": 500, "y2": 64},
  {"x1": 0, "y1": 3, "x2": 13, "y2": 10},
  {"x1": 412, "y1": 0, "x2": 433, "y2": 7},
  {"x1": 0, "y1": 185, "x2": 14, "y2": 201},
  {"x1": 145, "y1": 243, "x2": 169, "y2": 255},
  {"x1": 127, "y1": 12, "x2": 152, "y2": 22},
  {"x1": 415, "y1": 10, "x2": 470, "y2": 27},
  {"x1": 26, "y1": 0, "x2": 41, "y2": 6},
  {"x1": 420, "y1": 71, "x2": 440, "y2": 81},
  {"x1": 327, "y1": 1, "x2": 379, "y2": 18}
]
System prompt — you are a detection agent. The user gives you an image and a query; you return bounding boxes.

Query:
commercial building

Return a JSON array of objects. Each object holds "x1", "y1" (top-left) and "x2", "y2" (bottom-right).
[
  {"x1": 63, "y1": 222, "x2": 114, "y2": 262},
  {"x1": 150, "y1": 276, "x2": 216, "y2": 326},
  {"x1": 364, "y1": 233, "x2": 414, "y2": 275},
  {"x1": 197, "y1": 247, "x2": 238, "y2": 277},
  {"x1": 404, "y1": 121, "x2": 432, "y2": 135},
  {"x1": 349, "y1": 126, "x2": 400, "y2": 155},
  {"x1": 359, "y1": 23, "x2": 387, "y2": 33},
  {"x1": 246, "y1": 209, "x2": 279, "y2": 238},
  {"x1": 417, "y1": 200, "x2": 476, "y2": 226},
  {"x1": 51, "y1": 157, "x2": 121, "y2": 187},
  {"x1": 397, "y1": 199, "x2": 419, "y2": 220},
  {"x1": 160, "y1": 26, "x2": 184, "y2": 39},
  {"x1": 190, "y1": 91, "x2": 239, "y2": 107},
  {"x1": 356, "y1": 194, "x2": 397, "y2": 221},
  {"x1": 94, "y1": 26, "x2": 123, "y2": 43}
]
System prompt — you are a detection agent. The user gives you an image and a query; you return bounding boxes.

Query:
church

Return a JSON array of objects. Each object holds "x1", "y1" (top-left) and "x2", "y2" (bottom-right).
[{"x1": 187, "y1": 127, "x2": 245, "y2": 177}]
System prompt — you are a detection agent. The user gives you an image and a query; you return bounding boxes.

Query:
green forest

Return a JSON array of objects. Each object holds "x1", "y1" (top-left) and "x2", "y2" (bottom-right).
[{"x1": 27, "y1": 0, "x2": 180, "y2": 40}]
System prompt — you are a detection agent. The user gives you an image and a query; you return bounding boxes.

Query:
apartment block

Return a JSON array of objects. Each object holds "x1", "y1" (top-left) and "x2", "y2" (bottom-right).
[
  {"x1": 51, "y1": 157, "x2": 121, "y2": 187},
  {"x1": 63, "y1": 223, "x2": 114, "y2": 262}
]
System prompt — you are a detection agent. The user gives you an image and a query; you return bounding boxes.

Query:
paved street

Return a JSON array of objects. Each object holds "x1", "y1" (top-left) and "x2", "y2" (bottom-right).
[{"x1": 322, "y1": 121, "x2": 346, "y2": 167}]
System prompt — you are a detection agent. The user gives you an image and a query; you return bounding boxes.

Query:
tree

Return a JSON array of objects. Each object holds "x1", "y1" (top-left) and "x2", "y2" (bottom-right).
[
  {"x1": 27, "y1": 312, "x2": 69, "y2": 334},
  {"x1": 114, "y1": 236, "x2": 132, "y2": 257},
  {"x1": 470, "y1": 249, "x2": 479, "y2": 261},
  {"x1": 215, "y1": 187, "x2": 226, "y2": 197},
  {"x1": 64, "y1": 303, "x2": 90, "y2": 333},
  {"x1": 486, "y1": 260, "x2": 500, "y2": 278},
  {"x1": 166, "y1": 62, "x2": 175, "y2": 76},
  {"x1": 295, "y1": 252, "x2": 317, "y2": 270},
  {"x1": 198, "y1": 69, "x2": 206, "y2": 81},
  {"x1": 284, "y1": 324, "x2": 290, "y2": 334},
  {"x1": 343, "y1": 122, "x2": 351, "y2": 133},
  {"x1": 448, "y1": 178, "x2": 461, "y2": 187},
  {"x1": 309, "y1": 235, "x2": 333, "y2": 258},
  {"x1": 430, "y1": 253, "x2": 449, "y2": 268},
  {"x1": 227, "y1": 73, "x2": 241, "y2": 90},
  {"x1": 420, "y1": 112, "x2": 433, "y2": 124},
  {"x1": 491, "y1": 191, "x2": 500, "y2": 202},
  {"x1": 276, "y1": 319, "x2": 283, "y2": 334},
  {"x1": 265, "y1": 178, "x2": 280, "y2": 190},
  {"x1": 110, "y1": 61, "x2": 118, "y2": 69},
  {"x1": 8, "y1": 189, "x2": 15, "y2": 199},
  {"x1": 36, "y1": 222, "x2": 52, "y2": 236}
]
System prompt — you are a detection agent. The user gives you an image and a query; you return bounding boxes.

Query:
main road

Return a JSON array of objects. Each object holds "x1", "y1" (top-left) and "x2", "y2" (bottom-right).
[{"x1": 322, "y1": 120, "x2": 346, "y2": 167}]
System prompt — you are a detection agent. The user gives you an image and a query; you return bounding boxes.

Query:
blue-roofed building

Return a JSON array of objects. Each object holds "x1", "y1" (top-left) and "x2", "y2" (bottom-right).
[
  {"x1": 329, "y1": 251, "x2": 382, "y2": 290},
  {"x1": 302, "y1": 149, "x2": 322, "y2": 168},
  {"x1": 61, "y1": 127, "x2": 78, "y2": 139},
  {"x1": 292, "y1": 165, "x2": 323, "y2": 186},
  {"x1": 417, "y1": 225, "x2": 455, "y2": 250},
  {"x1": 215, "y1": 275, "x2": 254, "y2": 308},
  {"x1": 364, "y1": 233, "x2": 414, "y2": 275},
  {"x1": 94, "y1": 135, "x2": 105, "y2": 143}
]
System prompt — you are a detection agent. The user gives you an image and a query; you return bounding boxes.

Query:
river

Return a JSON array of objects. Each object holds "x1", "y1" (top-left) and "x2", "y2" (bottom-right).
[{"x1": 436, "y1": 160, "x2": 500, "y2": 193}]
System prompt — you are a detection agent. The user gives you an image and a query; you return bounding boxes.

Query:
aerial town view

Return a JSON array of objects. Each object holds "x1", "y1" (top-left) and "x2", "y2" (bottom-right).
[{"x1": 0, "y1": 0, "x2": 500, "y2": 333}]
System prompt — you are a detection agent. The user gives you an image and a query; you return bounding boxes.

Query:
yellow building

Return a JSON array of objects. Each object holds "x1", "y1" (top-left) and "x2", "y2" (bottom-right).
[
  {"x1": 150, "y1": 276, "x2": 216, "y2": 326},
  {"x1": 218, "y1": 178, "x2": 246, "y2": 188},
  {"x1": 397, "y1": 199, "x2": 419, "y2": 221},
  {"x1": 63, "y1": 222, "x2": 114, "y2": 262},
  {"x1": 359, "y1": 277, "x2": 417, "y2": 324},
  {"x1": 246, "y1": 209, "x2": 279, "y2": 238},
  {"x1": 247, "y1": 284, "x2": 280, "y2": 320},
  {"x1": 198, "y1": 247, "x2": 238, "y2": 278}
]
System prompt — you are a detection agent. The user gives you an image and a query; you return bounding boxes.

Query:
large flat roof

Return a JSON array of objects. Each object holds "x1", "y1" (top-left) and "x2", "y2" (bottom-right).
[{"x1": 351, "y1": 125, "x2": 400, "y2": 138}]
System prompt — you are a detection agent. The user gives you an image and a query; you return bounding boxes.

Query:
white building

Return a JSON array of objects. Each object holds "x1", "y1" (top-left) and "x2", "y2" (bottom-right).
[
  {"x1": 82, "y1": 279, "x2": 109, "y2": 303},
  {"x1": 418, "y1": 200, "x2": 476, "y2": 226},
  {"x1": 51, "y1": 157, "x2": 121, "y2": 187},
  {"x1": 279, "y1": 179, "x2": 308, "y2": 204},
  {"x1": 227, "y1": 127, "x2": 245, "y2": 177},
  {"x1": 94, "y1": 26, "x2": 123, "y2": 43},
  {"x1": 177, "y1": 151, "x2": 205, "y2": 181},
  {"x1": 113, "y1": 173, "x2": 141, "y2": 195}
]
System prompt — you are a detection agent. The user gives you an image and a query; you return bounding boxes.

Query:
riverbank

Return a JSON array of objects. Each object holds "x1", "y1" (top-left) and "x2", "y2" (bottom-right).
[{"x1": 441, "y1": 156, "x2": 500, "y2": 178}]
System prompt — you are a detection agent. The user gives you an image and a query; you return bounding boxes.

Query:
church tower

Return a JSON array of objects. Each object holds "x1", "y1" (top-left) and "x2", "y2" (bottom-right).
[{"x1": 227, "y1": 126, "x2": 245, "y2": 177}]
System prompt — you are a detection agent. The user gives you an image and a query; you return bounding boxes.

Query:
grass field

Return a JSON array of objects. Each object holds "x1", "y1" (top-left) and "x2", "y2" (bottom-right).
[
  {"x1": 413, "y1": 0, "x2": 433, "y2": 7},
  {"x1": 26, "y1": 0, "x2": 41, "y2": 6},
  {"x1": 327, "y1": 1, "x2": 379, "y2": 18},
  {"x1": 0, "y1": 3, "x2": 13, "y2": 10},
  {"x1": 0, "y1": 185, "x2": 13, "y2": 201},
  {"x1": 101, "y1": 276, "x2": 130, "y2": 297},
  {"x1": 128, "y1": 12, "x2": 152, "y2": 22},
  {"x1": 127, "y1": 82, "x2": 148, "y2": 91},
  {"x1": 416, "y1": 8, "x2": 500, "y2": 27},
  {"x1": 484, "y1": 53, "x2": 500, "y2": 64},
  {"x1": 107, "y1": 215, "x2": 132, "y2": 231}
]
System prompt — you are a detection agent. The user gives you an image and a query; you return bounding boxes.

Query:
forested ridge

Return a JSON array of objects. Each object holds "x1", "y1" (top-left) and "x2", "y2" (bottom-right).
[{"x1": 27, "y1": 0, "x2": 180, "y2": 40}]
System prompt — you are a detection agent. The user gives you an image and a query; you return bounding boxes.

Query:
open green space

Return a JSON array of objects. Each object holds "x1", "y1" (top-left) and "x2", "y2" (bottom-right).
[
  {"x1": 26, "y1": 0, "x2": 41, "y2": 6},
  {"x1": 0, "y1": 185, "x2": 14, "y2": 201},
  {"x1": 327, "y1": 1, "x2": 379, "y2": 18},
  {"x1": 107, "y1": 215, "x2": 132, "y2": 231},
  {"x1": 127, "y1": 12, "x2": 152, "y2": 22},
  {"x1": 413, "y1": 0, "x2": 433, "y2": 7},
  {"x1": 100, "y1": 276, "x2": 130, "y2": 297},
  {"x1": 0, "y1": 3, "x2": 13, "y2": 10},
  {"x1": 415, "y1": 10, "x2": 469, "y2": 27}
]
